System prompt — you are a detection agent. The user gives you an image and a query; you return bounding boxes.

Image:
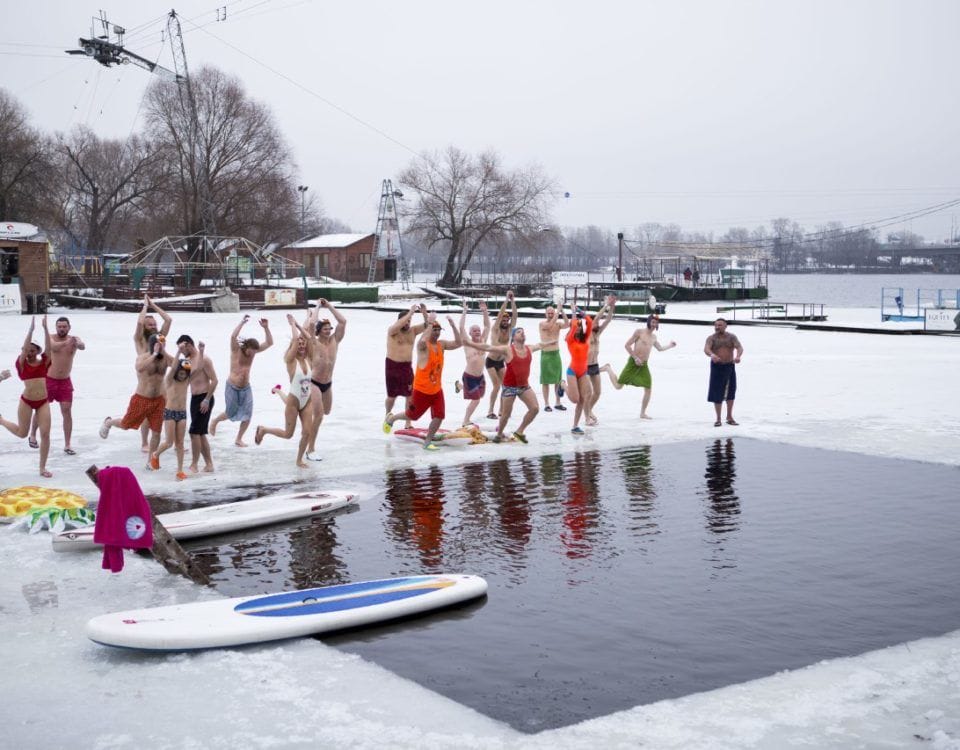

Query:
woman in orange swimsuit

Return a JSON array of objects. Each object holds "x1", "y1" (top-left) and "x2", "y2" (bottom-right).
[
  {"x1": 564, "y1": 308, "x2": 594, "y2": 435},
  {"x1": 1, "y1": 316, "x2": 53, "y2": 477}
]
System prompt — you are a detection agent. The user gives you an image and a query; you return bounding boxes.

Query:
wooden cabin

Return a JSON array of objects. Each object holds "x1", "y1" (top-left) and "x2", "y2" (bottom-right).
[{"x1": 0, "y1": 222, "x2": 49, "y2": 314}]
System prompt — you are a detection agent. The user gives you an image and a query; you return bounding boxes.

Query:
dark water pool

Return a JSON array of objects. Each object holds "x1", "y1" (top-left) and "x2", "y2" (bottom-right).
[{"x1": 156, "y1": 439, "x2": 960, "y2": 732}]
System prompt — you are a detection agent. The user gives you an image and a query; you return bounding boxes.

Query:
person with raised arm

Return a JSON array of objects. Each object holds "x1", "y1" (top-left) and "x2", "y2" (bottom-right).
[
  {"x1": 564, "y1": 302, "x2": 595, "y2": 435},
  {"x1": 385, "y1": 302, "x2": 429, "y2": 430},
  {"x1": 254, "y1": 313, "x2": 315, "y2": 468},
  {"x1": 175, "y1": 336, "x2": 218, "y2": 474},
  {"x1": 584, "y1": 295, "x2": 619, "y2": 426},
  {"x1": 383, "y1": 314, "x2": 462, "y2": 451},
  {"x1": 100, "y1": 332, "x2": 174, "y2": 465},
  {"x1": 456, "y1": 301, "x2": 490, "y2": 427},
  {"x1": 304, "y1": 297, "x2": 346, "y2": 459},
  {"x1": 461, "y1": 325, "x2": 549, "y2": 444},
  {"x1": 150, "y1": 349, "x2": 192, "y2": 480},
  {"x1": 538, "y1": 302, "x2": 570, "y2": 412},
  {"x1": 134, "y1": 295, "x2": 172, "y2": 452},
  {"x1": 1, "y1": 316, "x2": 54, "y2": 477},
  {"x1": 484, "y1": 290, "x2": 517, "y2": 420},
  {"x1": 208, "y1": 315, "x2": 273, "y2": 447},
  {"x1": 27, "y1": 315, "x2": 84, "y2": 455}
]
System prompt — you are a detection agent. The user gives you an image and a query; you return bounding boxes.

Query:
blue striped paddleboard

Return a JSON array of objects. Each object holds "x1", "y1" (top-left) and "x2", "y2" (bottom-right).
[{"x1": 86, "y1": 574, "x2": 488, "y2": 651}]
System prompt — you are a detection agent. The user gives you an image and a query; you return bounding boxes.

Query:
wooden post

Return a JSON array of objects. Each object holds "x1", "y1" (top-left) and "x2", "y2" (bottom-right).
[{"x1": 86, "y1": 465, "x2": 210, "y2": 587}]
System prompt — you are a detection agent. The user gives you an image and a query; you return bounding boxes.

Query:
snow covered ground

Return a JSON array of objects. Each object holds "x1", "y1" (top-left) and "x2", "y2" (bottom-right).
[{"x1": 1, "y1": 301, "x2": 959, "y2": 749}]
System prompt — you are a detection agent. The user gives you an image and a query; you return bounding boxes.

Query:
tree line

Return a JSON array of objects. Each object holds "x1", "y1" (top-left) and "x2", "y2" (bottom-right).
[
  {"x1": 2, "y1": 74, "x2": 950, "y2": 281},
  {"x1": 0, "y1": 69, "x2": 343, "y2": 257}
]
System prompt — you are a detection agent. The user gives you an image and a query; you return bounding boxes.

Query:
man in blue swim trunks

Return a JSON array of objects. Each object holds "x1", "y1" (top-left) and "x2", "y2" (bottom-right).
[
  {"x1": 209, "y1": 314, "x2": 273, "y2": 446},
  {"x1": 703, "y1": 318, "x2": 743, "y2": 427}
]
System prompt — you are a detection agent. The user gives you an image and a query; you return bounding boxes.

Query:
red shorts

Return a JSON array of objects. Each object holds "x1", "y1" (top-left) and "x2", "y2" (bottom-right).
[
  {"x1": 46, "y1": 376, "x2": 74, "y2": 403},
  {"x1": 119, "y1": 394, "x2": 166, "y2": 433},
  {"x1": 385, "y1": 358, "x2": 413, "y2": 398},
  {"x1": 405, "y1": 388, "x2": 445, "y2": 421}
]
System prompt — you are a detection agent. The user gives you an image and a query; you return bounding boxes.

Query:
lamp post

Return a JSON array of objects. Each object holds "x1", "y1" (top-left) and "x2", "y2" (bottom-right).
[{"x1": 297, "y1": 185, "x2": 308, "y2": 237}]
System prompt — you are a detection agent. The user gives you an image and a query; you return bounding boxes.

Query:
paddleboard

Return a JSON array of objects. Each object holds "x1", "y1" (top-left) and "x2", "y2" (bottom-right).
[
  {"x1": 52, "y1": 489, "x2": 357, "y2": 551},
  {"x1": 87, "y1": 574, "x2": 488, "y2": 651},
  {"x1": 394, "y1": 427, "x2": 474, "y2": 446}
]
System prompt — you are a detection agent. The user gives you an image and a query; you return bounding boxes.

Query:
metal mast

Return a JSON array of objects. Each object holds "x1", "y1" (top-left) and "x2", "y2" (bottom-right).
[
  {"x1": 367, "y1": 179, "x2": 408, "y2": 288},
  {"x1": 166, "y1": 10, "x2": 218, "y2": 242},
  {"x1": 67, "y1": 10, "x2": 217, "y2": 243}
]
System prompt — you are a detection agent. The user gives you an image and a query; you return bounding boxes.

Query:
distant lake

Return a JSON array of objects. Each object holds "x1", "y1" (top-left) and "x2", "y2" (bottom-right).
[{"x1": 767, "y1": 273, "x2": 960, "y2": 308}]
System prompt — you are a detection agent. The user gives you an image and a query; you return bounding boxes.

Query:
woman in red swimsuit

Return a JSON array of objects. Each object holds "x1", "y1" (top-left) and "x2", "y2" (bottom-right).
[{"x1": 1, "y1": 316, "x2": 53, "y2": 477}]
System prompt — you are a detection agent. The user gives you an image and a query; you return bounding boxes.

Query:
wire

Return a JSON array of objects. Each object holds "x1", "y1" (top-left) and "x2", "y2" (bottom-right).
[{"x1": 181, "y1": 17, "x2": 419, "y2": 156}]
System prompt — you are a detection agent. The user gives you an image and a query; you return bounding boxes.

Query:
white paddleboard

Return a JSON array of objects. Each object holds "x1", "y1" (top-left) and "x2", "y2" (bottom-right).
[
  {"x1": 87, "y1": 574, "x2": 488, "y2": 651},
  {"x1": 52, "y1": 490, "x2": 357, "y2": 551}
]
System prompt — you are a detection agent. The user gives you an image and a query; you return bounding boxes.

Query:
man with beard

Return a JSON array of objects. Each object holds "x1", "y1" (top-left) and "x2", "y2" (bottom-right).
[{"x1": 28, "y1": 316, "x2": 84, "y2": 455}]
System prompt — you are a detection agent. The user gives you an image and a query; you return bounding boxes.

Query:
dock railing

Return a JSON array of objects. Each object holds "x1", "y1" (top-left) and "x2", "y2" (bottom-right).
[{"x1": 716, "y1": 301, "x2": 826, "y2": 321}]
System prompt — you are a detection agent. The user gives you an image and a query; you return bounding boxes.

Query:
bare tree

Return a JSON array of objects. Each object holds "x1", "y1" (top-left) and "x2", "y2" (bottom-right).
[
  {"x1": 399, "y1": 146, "x2": 555, "y2": 286},
  {"x1": 50, "y1": 126, "x2": 165, "y2": 253},
  {"x1": 144, "y1": 66, "x2": 299, "y2": 242},
  {"x1": 0, "y1": 89, "x2": 54, "y2": 223}
]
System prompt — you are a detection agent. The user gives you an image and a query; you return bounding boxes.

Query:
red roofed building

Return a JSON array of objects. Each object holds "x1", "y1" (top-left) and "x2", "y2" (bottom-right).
[{"x1": 276, "y1": 233, "x2": 384, "y2": 282}]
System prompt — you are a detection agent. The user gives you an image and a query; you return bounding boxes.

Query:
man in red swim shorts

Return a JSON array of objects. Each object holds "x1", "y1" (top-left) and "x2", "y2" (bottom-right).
[
  {"x1": 383, "y1": 314, "x2": 462, "y2": 450},
  {"x1": 100, "y1": 334, "x2": 174, "y2": 465},
  {"x1": 29, "y1": 316, "x2": 84, "y2": 455}
]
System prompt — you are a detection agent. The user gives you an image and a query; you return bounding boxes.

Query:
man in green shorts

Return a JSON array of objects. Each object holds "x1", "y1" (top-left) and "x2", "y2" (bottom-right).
[
  {"x1": 538, "y1": 304, "x2": 569, "y2": 411},
  {"x1": 616, "y1": 315, "x2": 676, "y2": 419}
]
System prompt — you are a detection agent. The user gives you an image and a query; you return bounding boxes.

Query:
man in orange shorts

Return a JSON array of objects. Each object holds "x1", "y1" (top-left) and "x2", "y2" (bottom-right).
[
  {"x1": 100, "y1": 334, "x2": 174, "y2": 466},
  {"x1": 382, "y1": 314, "x2": 462, "y2": 450}
]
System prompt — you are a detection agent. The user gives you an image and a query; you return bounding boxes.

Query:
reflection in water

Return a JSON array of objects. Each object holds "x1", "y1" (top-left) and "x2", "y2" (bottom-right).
[
  {"x1": 703, "y1": 438, "x2": 741, "y2": 533},
  {"x1": 701, "y1": 438, "x2": 741, "y2": 572},
  {"x1": 287, "y1": 519, "x2": 346, "y2": 588},
  {"x1": 619, "y1": 445, "x2": 660, "y2": 539},
  {"x1": 487, "y1": 458, "x2": 533, "y2": 559},
  {"x1": 561, "y1": 451, "x2": 603, "y2": 559},
  {"x1": 383, "y1": 466, "x2": 446, "y2": 569}
]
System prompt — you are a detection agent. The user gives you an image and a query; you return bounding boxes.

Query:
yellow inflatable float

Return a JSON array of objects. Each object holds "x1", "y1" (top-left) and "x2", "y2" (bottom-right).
[{"x1": 0, "y1": 486, "x2": 89, "y2": 521}]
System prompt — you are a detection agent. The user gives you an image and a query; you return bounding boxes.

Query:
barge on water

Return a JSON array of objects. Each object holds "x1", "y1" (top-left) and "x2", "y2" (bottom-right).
[{"x1": 599, "y1": 256, "x2": 769, "y2": 302}]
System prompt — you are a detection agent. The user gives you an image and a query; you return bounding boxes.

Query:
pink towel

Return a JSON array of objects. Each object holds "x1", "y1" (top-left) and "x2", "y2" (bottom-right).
[{"x1": 92, "y1": 466, "x2": 154, "y2": 573}]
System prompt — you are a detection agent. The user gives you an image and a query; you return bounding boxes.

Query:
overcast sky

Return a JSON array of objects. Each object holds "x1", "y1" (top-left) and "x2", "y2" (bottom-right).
[{"x1": 4, "y1": 0, "x2": 960, "y2": 242}]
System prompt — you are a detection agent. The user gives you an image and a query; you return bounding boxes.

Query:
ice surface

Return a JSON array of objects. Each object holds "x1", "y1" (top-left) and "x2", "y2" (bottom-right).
[{"x1": 1, "y1": 301, "x2": 958, "y2": 748}]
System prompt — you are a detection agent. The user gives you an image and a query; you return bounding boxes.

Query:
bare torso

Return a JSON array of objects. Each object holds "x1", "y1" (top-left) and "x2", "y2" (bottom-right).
[
  {"x1": 627, "y1": 329, "x2": 657, "y2": 364},
  {"x1": 47, "y1": 335, "x2": 81, "y2": 379},
  {"x1": 705, "y1": 332, "x2": 741, "y2": 364},
  {"x1": 310, "y1": 335, "x2": 339, "y2": 382},
  {"x1": 386, "y1": 328, "x2": 418, "y2": 363},
  {"x1": 587, "y1": 330, "x2": 603, "y2": 365},
  {"x1": 228, "y1": 349, "x2": 257, "y2": 389},
  {"x1": 539, "y1": 319, "x2": 561, "y2": 351},
  {"x1": 488, "y1": 326, "x2": 511, "y2": 362},
  {"x1": 464, "y1": 337, "x2": 486, "y2": 375},
  {"x1": 190, "y1": 353, "x2": 215, "y2": 395},
  {"x1": 164, "y1": 375, "x2": 191, "y2": 411},
  {"x1": 135, "y1": 353, "x2": 170, "y2": 398}
]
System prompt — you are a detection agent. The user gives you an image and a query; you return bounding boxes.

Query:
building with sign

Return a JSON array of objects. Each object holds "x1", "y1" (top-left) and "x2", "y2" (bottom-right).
[{"x1": 0, "y1": 222, "x2": 49, "y2": 314}]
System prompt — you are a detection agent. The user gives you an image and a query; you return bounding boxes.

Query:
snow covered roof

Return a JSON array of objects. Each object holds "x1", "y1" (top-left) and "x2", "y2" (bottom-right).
[{"x1": 285, "y1": 233, "x2": 372, "y2": 250}]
